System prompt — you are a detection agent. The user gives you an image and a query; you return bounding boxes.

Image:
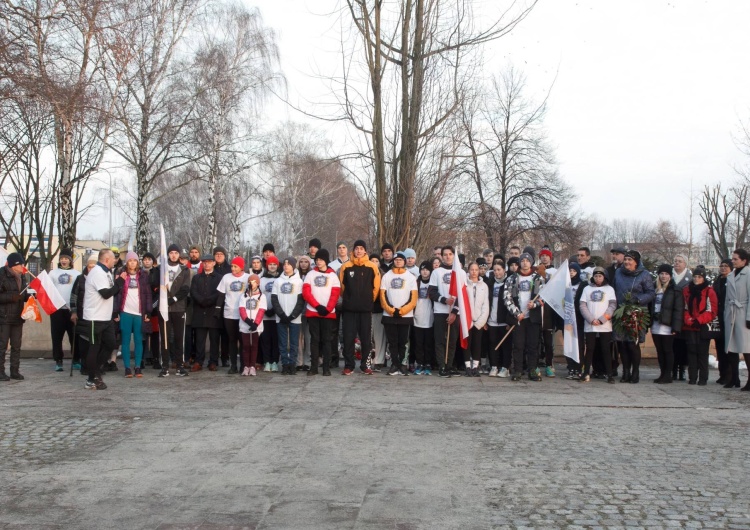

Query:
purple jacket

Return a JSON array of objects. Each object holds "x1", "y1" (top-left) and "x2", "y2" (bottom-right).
[{"x1": 115, "y1": 269, "x2": 153, "y2": 317}]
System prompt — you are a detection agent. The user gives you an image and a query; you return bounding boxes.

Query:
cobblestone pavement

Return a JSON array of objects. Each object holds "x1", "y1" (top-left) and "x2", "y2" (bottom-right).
[{"x1": 0, "y1": 359, "x2": 748, "y2": 529}]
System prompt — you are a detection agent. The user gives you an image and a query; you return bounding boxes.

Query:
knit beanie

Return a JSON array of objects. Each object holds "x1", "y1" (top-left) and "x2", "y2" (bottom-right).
[
  {"x1": 507, "y1": 257, "x2": 521, "y2": 268},
  {"x1": 657, "y1": 264, "x2": 672, "y2": 275},
  {"x1": 394, "y1": 251, "x2": 406, "y2": 263},
  {"x1": 59, "y1": 248, "x2": 73, "y2": 259},
  {"x1": 539, "y1": 246, "x2": 553, "y2": 259},
  {"x1": 167, "y1": 243, "x2": 180, "y2": 254},
  {"x1": 143, "y1": 252, "x2": 156, "y2": 261},
  {"x1": 125, "y1": 251, "x2": 139, "y2": 263},
  {"x1": 231, "y1": 256, "x2": 245, "y2": 270},
  {"x1": 265, "y1": 255, "x2": 279, "y2": 266},
  {"x1": 315, "y1": 248, "x2": 330, "y2": 264},
  {"x1": 213, "y1": 246, "x2": 227, "y2": 257},
  {"x1": 354, "y1": 239, "x2": 367, "y2": 251},
  {"x1": 721, "y1": 258, "x2": 733, "y2": 268},
  {"x1": 381, "y1": 242, "x2": 394, "y2": 253},
  {"x1": 519, "y1": 252, "x2": 534, "y2": 265},
  {"x1": 284, "y1": 256, "x2": 297, "y2": 269},
  {"x1": 419, "y1": 260, "x2": 431, "y2": 271},
  {"x1": 403, "y1": 248, "x2": 416, "y2": 259},
  {"x1": 692, "y1": 265, "x2": 707, "y2": 278},
  {"x1": 624, "y1": 249, "x2": 641, "y2": 265},
  {"x1": 262, "y1": 243, "x2": 275, "y2": 253},
  {"x1": 522, "y1": 246, "x2": 536, "y2": 262},
  {"x1": 308, "y1": 238, "x2": 322, "y2": 249},
  {"x1": 6, "y1": 253, "x2": 24, "y2": 267}
]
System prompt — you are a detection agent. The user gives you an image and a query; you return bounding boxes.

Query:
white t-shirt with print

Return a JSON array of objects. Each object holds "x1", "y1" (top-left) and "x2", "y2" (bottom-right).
[
  {"x1": 580, "y1": 284, "x2": 615, "y2": 333},
  {"x1": 380, "y1": 269, "x2": 418, "y2": 318},
  {"x1": 49, "y1": 268, "x2": 81, "y2": 306},
  {"x1": 123, "y1": 273, "x2": 141, "y2": 315},
  {"x1": 238, "y1": 291, "x2": 267, "y2": 334},
  {"x1": 414, "y1": 280, "x2": 434, "y2": 328},
  {"x1": 83, "y1": 265, "x2": 115, "y2": 321},
  {"x1": 218, "y1": 272, "x2": 250, "y2": 320}
]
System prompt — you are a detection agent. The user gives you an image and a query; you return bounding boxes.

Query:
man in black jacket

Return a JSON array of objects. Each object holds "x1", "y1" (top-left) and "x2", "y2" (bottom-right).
[
  {"x1": 160, "y1": 244, "x2": 191, "y2": 377},
  {"x1": 0, "y1": 253, "x2": 30, "y2": 381},
  {"x1": 190, "y1": 255, "x2": 222, "y2": 371}
]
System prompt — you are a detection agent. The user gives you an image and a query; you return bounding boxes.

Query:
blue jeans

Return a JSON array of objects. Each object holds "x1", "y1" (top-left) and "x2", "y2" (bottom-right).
[
  {"x1": 276, "y1": 322, "x2": 300, "y2": 367},
  {"x1": 119, "y1": 312, "x2": 143, "y2": 369}
]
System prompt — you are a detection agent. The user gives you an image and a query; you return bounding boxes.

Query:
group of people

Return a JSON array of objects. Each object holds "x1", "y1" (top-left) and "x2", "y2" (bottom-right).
[{"x1": 1, "y1": 239, "x2": 749, "y2": 394}]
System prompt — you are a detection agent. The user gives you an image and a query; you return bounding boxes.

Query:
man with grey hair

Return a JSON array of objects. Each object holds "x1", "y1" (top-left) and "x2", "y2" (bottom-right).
[
  {"x1": 672, "y1": 254, "x2": 692, "y2": 381},
  {"x1": 83, "y1": 249, "x2": 126, "y2": 390}
]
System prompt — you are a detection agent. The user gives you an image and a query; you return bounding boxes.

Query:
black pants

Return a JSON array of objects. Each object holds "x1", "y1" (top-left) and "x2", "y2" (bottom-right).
[
  {"x1": 194, "y1": 327, "x2": 219, "y2": 366},
  {"x1": 343, "y1": 311, "x2": 372, "y2": 371},
  {"x1": 161, "y1": 312, "x2": 186, "y2": 368},
  {"x1": 384, "y1": 322, "x2": 410, "y2": 367},
  {"x1": 618, "y1": 341, "x2": 641, "y2": 378},
  {"x1": 540, "y1": 329, "x2": 554, "y2": 367},
  {"x1": 145, "y1": 328, "x2": 160, "y2": 361},
  {"x1": 259, "y1": 320, "x2": 279, "y2": 364},
  {"x1": 50, "y1": 308, "x2": 74, "y2": 363},
  {"x1": 511, "y1": 319, "x2": 540, "y2": 376},
  {"x1": 224, "y1": 318, "x2": 241, "y2": 369},
  {"x1": 673, "y1": 337, "x2": 688, "y2": 373},
  {"x1": 331, "y1": 312, "x2": 342, "y2": 365},
  {"x1": 686, "y1": 332, "x2": 710, "y2": 383},
  {"x1": 583, "y1": 332, "x2": 612, "y2": 376},
  {"x1": 488, "y1": 325, "x2": 512, "y2": 369},
  {"x1": 433, "y1": 313, "x2": 459, "y2": 369},
  {"x1": 412, "y1": 326, "x2": 434, "y2": 367},
  {"x1": 184, "y1": 324, "x2": 195, "y2": 363},
  {"x1": 652, "y1": 334, "x2": 674, "y2": 381},
  {"x1": 714, "y1": 336, "x2": 727, "y2": 380},
  {"x1": 86, "y1": 320, "x2": 117, "y2": 380},
  {"x1": 464, "y1": 326, "x2": 484, "y2": 363},
  {"x1": 0, "y1": 323, "x2": 23, "y2": 374},
  {"x1": 309, "y1": 317, "x2": 335, "y2": 372},
  {"x1": 219, "y1": 323, "x2": 229, "y2": 364},
  {"x1": 726, "y1": 351, "x2": 741, "y2": 386}
]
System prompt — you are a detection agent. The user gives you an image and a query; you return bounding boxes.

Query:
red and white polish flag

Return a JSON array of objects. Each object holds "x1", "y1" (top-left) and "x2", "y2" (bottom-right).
[
  {"x1": 449, "y1": 255, "x2": 472, "y2": 350},
  {"x1": 29, "y1": 270, "x2": 67, "y2": 315}
]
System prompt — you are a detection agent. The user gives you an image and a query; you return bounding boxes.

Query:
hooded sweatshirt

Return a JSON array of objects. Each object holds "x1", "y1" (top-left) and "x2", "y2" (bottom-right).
[{"x1": 271, "y1": 270, "x2": 305, "y2": 324}]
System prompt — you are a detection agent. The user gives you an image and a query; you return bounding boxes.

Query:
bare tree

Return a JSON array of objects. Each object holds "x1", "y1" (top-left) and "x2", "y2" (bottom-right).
[{"x1": 699, "y1": 181, "x2": 750, "y2": 259}]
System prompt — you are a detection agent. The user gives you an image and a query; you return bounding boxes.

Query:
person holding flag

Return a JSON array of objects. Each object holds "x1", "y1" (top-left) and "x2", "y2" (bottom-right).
[
  {"x1": 428, "y1": 246, "x2": 468, "y2": 378},
  {"x1": 504, "y1": 251, "x2": 546, "y2": 381},
  {"x1": 48, "y1": 248, "x2": 81, "y2": 372},
  {"x1": 0, "y1": 252, "x2": 31, "y2": 381},
  {"x1": 159, "y1": 241, "x2": 191, "y2": 378}
]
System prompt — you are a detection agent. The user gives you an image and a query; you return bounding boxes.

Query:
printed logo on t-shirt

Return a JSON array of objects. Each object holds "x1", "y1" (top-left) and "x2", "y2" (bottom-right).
[
  {"x1": 57, "y1": 273, "x2": 71, "y2": 285},
  {"x1": 168, "y1": 269, "x2": 177, "y2": 282},
  {"x1": 590, "y1": 290, "x2": 604, "y2": 302},
  {"x1": 247, "y1": 298, "x2": 258, "y2": 310},
  {"x1": 390, "y1": 277, "x2": 405, "y2": 289},
  {"x1": 314, "y1": 275, "x2": 328, "y2": 287},
  {"x1": 580, "y1": 271, "x2": 590, "y2": 281},
  {"x1": 442, "y1": 272, "x2": 451, "y2": 284},
  {"x1": 128, "y1": 276, "x2": 137, "y2": 289},
  {"x1": 280, "y1": 282, "x2": 294, "y2": 294},
  {"x1": 264, "y1": 281, "x2": 275, "y2": 292},
  {"x1": 229, "y1": 280, "x2": 243, "y2": 292},
  {"x1": 493, "y1": 285, "x2": 501, "y2": 297},
  {"x1": 419, "y1": 286, "x2": 429, "y2": 299},
  {"x1": 519, "y1": 280, "x2": 531, "y2": 292},
  {"x1": 655, "y1": 292, "x2": 663, "y2": 305}
]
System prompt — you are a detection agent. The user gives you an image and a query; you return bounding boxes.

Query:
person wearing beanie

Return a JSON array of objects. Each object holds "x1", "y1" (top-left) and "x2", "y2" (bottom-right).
[
  {"x1": 69, "y1": 255, "x2": 99, "y2": 375},
  {"x1": 613, "y1": 249, "x2": 654, "y2": 384},
  {"x1": 259, "y1": 255, "x2": 281, "y2": 372},
  {"x1": 188, "y1": 246, "x2": 201, "y2": 271},
  {"x1": 190, "y1": 254, "x2": 222, "y2": 371},
  {"x1": 681, "y1": 266, "x2": 717, "y2": 386},
  {"x1": 713, "y1": 258, "x2": 733, "y2": 386},
  {"x1": 485, "y1": 261, "x2": 512, "y2": 378},
  {"x1": 338, "y1": 239, "x2": 381, "y2": 375},
  {"x1": 308, "y1": 238, "x2": 321, "y2": 260},
  {"x1": 46, "y1": 248, "x2": 81, "y2": 372},
  {"x1": 413, "y1": 261, "x2": 435, "y2": 375},
  {"x1": 503, "y1": 250, "x2": 545, "y2": 381},
  {"x1": 578, "y1": 267, "x2": 616, "y2": 383},
  {"x1": 650, "y1": 263, "x2": 683, "y2": 384},
  {"x1": 81, "y1": 249, "x2": 126, "y2": 390},
  {"x1": 368, "y1": 255, "x2": 387, "y2": 370},
  {"x1": 403, "y1": 248, "x2": 418, "y2": 277},
  {"x1": 112, "y1": 251, "x2": 152, "y2": 378},
  {"x1": 238, "y1": 274, "x2": 267, "y2": 376},
  {"x1": 302, "y1": 248, "x2": 341, "y2": 376},
  {"x1": 507, "y1": 256, "x2": 520, "y2": 275},
  {"x1": 216, "y1": 257, "x2": 250, "y2": 374},
  {"x1": 329, "y1": 242, "x2": 349, "y2": 273},
  {"x1": 461, "y1": 262, "x2": 490, "y2": 377},
  {"x1": 380, "y1": 252, "x2": 418, "y2": 376},
  {"x1": 428, "y1": 246, "x2": 465, "y2": 378},
  {"x1": 262, "y1": 243, "x2": 275, "y2": 256},
  {"x1": 296, "y1": 255, "x2": 313, "y2": 371},
  {"x1": 272, "y1": 257, "x2": 305, "y2": 375},
  {"x1": 380, "y1": 243, "x2": 394, "y2": 272},
  {"x1": 157, "y1": 244, "x2": 191, "y2": 378},
  {"x1": 562, "y1": 261, "x2": 586, "y2": 380},
  {"x1": 213, "y1": 246, "x2": 231, "y2": 277},
  {"x1": 250, "y1": 255, "x2": 264, "y2": 276},
  {"x1": 139, "y1": 251, "x2": 162, "y2": 369},
  {"x1": 536, "y1": 246, "x2": 559, "y2": 378},
  {"x1": 671, "y1": 254, "x2": 692, "y2": 381},
  {"x1": 725, "y1": 248, "x2": 750, "y2": 391},
  {"x1": 0, "y1": 253, "x2": 31, "y2": 381}
]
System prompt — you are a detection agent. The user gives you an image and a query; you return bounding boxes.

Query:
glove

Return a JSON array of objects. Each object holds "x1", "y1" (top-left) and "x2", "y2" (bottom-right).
[
  {"x1": 244, "y1": 317, "x2": 253, "y2": 327},
  {"x1": 393, "y1": 308, "x2": 401, "y2": 318},
  {"x1": 316, "y1": 305, "x2": 328, "y2": 316},
  {"x1": 279, "y1": 314, "x2": 290, "y2": 324},
  {"x1": 249, "y1": 321, "x2": 258, "y2": 332},
  {"x1": 746, "y1": 320, "x2": 750, "y2": 330},
  {"x1": 168, "y1": 296, "x2": 176, "y2": 306},
  {"x1": 213, "y1": 306, "x2": 223, "y2": 319}
]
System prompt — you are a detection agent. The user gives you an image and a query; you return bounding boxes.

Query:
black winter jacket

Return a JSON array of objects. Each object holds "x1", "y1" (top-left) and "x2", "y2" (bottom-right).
[
  {"x1": 0, "y1": 266, "x2": 29, "y2": 326},
  {"x1": 190, "y1": 270, "x2": 222, "y2": 329},
  {"x1": 649, "y1": 279, "x2": 684, "y2": 332}
]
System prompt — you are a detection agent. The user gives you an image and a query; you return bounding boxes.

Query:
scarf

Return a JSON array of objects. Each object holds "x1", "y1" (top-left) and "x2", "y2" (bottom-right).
[{"x1": 687, "y1": 281, "x2": 709, "y2": 315}]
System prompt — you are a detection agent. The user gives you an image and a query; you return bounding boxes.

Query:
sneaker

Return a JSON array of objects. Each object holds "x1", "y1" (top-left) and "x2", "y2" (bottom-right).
[
  {"x1": 227, "y1": 366, "x2": 238, "y2": 374},
  {"x1": 175, "y1": 367, "x2": 189, "y2": 377},
  {"x1": 341, "y1": 368, "x2": 353, "y2": 376},
  {"x1": 191, "y1": 363, "x2": 202, "y2": 372},
  {"x1": 134, "y1": 367, "x2": 143, "y2": 378},
  {"x1": 565, "y1": 370, "x2": 577, "y2": 380},
  {"x1": 472, "y1": 367, "x2": 481, "y2": 377},
  {"x1": 498, "y1": 367, "x2": 510, "y2": 378},
  {"x1": 264, "y1": 362, "x2": 271, "y2": 372},
  {"x1": 488, "y1": 367, "x2": 499, "y2": 377},
  {"x1": 107, "y1": 361, "x2": 118, "y2": 372},
  {"x1": 463, "y1": 367, "x2": 474, "y2": 377},
  {"x1": 545, "y1": 366, "x2": 555, "y2": 377},
  {"x1": 414, "y1": 365, "x2": 424, "y2": 375},
  {"x1": 480, "y1": 365, "x2": 489, "y2": 375},
  {"x1": 241, "y1": 366, "x2": 250, "y2": 376},
  {"x1": 423, "y1": 366, "x2": 432, "y2": 376},
  {"x1": 438, "y1": 367, "x2": 451, "y2": 378},
  {"x1": 607, "y1": 376, "x2": 616, "y2": 384},
  {"x1": 85, "y1": 377, "x2": 107, "y2": 390},
  {"x1": 400, "y1": 366, "x2": 410, "y2": 376},
  {"x1": 249, "y1": 366, "x2": 257, "y2": 376},
  {"x1": 72, "y1": 362, "x2": 81, "y2": 371},
  {"x1": 158, "y1": 369, "x2": 169, "y2": 378},
  {"x1": 125, "y1": 368, "x2": 133, "y2": 378},
  {"x1": 529, "y1": 369, "x2": 542, "y2": 382},
  {"x1": 55, "y1": 362, "x2": 63, "y2": 372},
  {"x1": 579, "y1": 374, "x2": 591, "y2": 383},
  {"x1": 361, "y1": 367, "x2": 374, "y2": 375},
  {"x1": 270, "y1": 362, "x2": 279, "y2": 372},
  {"x1": 388, "y1": 365, "x2": 400, "y2": 376},
  {"x1": 208, "y1": 363, "x2": 217, "y2": 372},
  {"x1": 511, "y1": 373, "x2": 522, "y2": 381}
]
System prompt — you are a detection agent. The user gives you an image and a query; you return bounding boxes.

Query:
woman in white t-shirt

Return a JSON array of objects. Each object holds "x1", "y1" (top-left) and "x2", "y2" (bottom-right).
[
  {"x1": 115, "y1": 251, "x2": 152, "y2": 378},
  {"x1": 216, "y1": 257, "x2": 250, "y2": 374},
  {"x1": 579, "y1": 267, "x2": 616, "y2": 383}
]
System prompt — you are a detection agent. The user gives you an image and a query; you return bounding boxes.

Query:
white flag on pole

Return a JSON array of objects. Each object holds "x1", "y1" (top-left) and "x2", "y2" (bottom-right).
[
  {"x1": 538, "y1": 259, "x2": 579, "y2": 362},
  {"x1": 159, "y1": 224, "x2": 169, "y2": 323}
]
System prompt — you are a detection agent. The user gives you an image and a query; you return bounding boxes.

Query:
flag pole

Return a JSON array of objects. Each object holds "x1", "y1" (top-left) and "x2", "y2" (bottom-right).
[{"x1": 495, "y1": 293, "x2": 542, "y2": 350}]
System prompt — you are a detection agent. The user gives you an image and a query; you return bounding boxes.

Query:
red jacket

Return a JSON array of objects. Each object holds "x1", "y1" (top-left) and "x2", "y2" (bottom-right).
[{"x1": 682, "y1": 284, "x2": 718, "y2": 331}]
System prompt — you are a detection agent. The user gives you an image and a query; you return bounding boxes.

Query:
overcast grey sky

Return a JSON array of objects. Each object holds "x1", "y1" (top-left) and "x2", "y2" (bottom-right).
[{"x1": 257, "y1": 0, "x2": 750, "y2": 228}]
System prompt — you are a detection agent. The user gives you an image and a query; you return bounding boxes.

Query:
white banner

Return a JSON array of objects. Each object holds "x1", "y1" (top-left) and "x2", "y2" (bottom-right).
[
  {"x1": 538, "y1": 260, "x2": 579, "y2": 362},
  {"x1": 159, "y1": 225, "x2": 169, "y2": 323}
]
